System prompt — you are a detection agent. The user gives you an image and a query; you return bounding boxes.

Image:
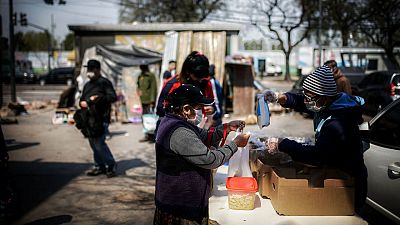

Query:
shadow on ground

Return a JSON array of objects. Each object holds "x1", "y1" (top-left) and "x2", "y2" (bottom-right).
[
  {"x1": 6, "y1": 158, "x2": 154, "y2": 225},
  {"x1": 22, "y1": 215, "x2": 73, "y2": 225},
  {"x1": 5, "y1": 139, "x2": 40, "y2": 151}
]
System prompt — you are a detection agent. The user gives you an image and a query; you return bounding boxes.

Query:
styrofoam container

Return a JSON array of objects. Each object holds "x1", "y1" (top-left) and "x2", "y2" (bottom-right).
[{"x1": 226, "y1": 177, "x2": 258, "y2": 210}]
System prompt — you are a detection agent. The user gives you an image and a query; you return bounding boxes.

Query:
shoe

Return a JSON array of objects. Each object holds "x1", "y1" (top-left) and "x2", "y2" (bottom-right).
[
  {"x1": 139, "y1": 137, "x2": 149, "y2": 142},
  {"x1": 86, "y1": 167, "x2": 106, "y2": 176},
  {"x1": 106, "y1": 165, "x2": 117, "y2": 178}
]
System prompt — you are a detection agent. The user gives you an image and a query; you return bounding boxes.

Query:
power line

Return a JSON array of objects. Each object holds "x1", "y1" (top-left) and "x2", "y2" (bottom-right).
[{"x1": 26, "y1": 3, "x2": 117, "y2": 20}]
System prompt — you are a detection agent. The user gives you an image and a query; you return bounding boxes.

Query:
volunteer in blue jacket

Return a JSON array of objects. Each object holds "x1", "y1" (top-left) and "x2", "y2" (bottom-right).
[
  {"x1": 264, "y1": 65, "x2": 367, "y2": 212},
  {"x1": 154, "y1": 84, "x2": 250, "y2": 225}
]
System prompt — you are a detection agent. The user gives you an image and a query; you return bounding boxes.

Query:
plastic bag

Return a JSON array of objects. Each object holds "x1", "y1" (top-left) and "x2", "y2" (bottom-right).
[
  {"x1": 142, "y1": 114, "x2": 158, "y2": 134},
  {"x1": 256, "y1": 94, "x2": 270, "y2": 129},
  {"x1": 227, "y1": 129, "x2": 253, "y2": 177}
]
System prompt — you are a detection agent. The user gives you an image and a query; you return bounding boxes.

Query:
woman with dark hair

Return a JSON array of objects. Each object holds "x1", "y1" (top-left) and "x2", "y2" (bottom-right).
[
  {"x1": 156, "y1": 51, "x2": 214, "y2": 119},
  {"x1": 154, "y1": 84, "x2": 249, "y2": 225}
]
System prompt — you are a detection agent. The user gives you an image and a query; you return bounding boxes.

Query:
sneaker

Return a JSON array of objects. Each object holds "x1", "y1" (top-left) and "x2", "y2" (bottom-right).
[
  {"x1": 139, "y1": 137, "x2": 149, "y2": 143},
  {"x1": 86, "y1": 167, "x2": 106, "y2": 176},
  {"x1": 106, "y1": 165, "x2": 117, "y2": 178}
]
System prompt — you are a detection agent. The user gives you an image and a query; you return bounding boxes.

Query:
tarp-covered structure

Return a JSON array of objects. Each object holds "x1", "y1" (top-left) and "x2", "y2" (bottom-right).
[
  {"x1": 77, "y1": 44, "x2": 162, "y2": 122},
  {"x1": 79, "y1": 44, "x2": 162, "y2": 83}
]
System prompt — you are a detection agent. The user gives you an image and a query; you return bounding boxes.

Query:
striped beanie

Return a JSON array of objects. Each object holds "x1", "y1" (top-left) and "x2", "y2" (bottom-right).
[{"x1": 303, "y1": 65, "x2": 337, "y2": 96}]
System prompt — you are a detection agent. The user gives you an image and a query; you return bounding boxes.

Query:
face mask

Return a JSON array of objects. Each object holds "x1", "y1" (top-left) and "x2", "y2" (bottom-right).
[
  {"x1": 305, "y1": 99, "x2": 326, "y2": 112},
  {"x1": 87, "y1": 72, "x2": 95, "y2": 79},
  {"x1": 187, "y1": 107, "x2": 203, "y2": 126}
]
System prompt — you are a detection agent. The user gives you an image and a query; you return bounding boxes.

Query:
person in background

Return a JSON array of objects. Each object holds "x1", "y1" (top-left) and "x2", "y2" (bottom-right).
[
  {"x1": 162, "y1": 60, "x2": 176, "y2": 82},
  {"x1": 208, "y1": 64, "x2": 223, "y2": 127},
  {"x1": 324, "y1": 60, "x2": 352, "y2": 95},
  {"x1": 156, "y1": 51, "x2": 215, "y2": 122},
  {"x1": 79, "y1": 59, "x2": 117, "y2": 178},
  {"x1": 137, "y1": 64, "x2": 158, "y2": 142},
  {"x1": 264, "y1": 65, "x2": 367, "y2": 213},
  {"x1": 154, "y1": 84, "x2": 249, "y2": 225}
]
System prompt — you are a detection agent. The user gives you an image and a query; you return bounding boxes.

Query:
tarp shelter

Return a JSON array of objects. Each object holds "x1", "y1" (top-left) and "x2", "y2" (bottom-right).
[{"x1": 78, "y1": 44, "x2": 162, "y2": 122}]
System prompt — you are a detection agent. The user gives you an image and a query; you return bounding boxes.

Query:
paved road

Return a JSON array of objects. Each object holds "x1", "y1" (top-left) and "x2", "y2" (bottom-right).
[
  {"x1": 2, "y1": 78, "x2": 396, "y2": 225},
  {"x1": 3, "y1": 106, "x2": 316, "y2": 225},
  {"x1": 2, "y1": 84, "x2": 68, "y2": 104}
]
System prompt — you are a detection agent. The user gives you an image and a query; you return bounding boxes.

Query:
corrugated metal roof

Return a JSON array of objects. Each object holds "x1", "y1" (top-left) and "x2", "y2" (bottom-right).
[{"x1": 68, "y1": 22, "x2": 242, "y2": 32}]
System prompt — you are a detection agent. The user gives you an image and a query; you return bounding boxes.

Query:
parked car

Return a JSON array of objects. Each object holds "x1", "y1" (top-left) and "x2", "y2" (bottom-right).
[
  {"x1": 39, "y1": 67, "x2": 75, "y2": 86},
  {"x1": 289, "y1": 74, "x2": 308, "y2": 95},
  {"x1": 3, "y1": 69, "x2": 37, "y2": 84},
  {"x1": 352, "y1": 71, "x2": 400, "y2": 116},
  {"x1": 362, "y1": 98, "x2": 400, "y2": 224},
  {"x1": 266, "y1": 63, "x2": 282, "y2": 76},
  {"x1": 2, "y1": 60, "x2": 37, "y2": 84}
]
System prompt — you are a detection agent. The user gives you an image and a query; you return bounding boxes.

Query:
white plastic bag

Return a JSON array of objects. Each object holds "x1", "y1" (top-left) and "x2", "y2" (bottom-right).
[{"x1": 227, "y1": 129, "x2": 252, "y2": 177}]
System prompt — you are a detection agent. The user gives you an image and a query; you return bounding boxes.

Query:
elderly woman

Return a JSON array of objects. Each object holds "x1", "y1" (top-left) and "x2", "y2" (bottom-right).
[{"x1": 154, "y1": 84, "x2": 250, "y2": 225}]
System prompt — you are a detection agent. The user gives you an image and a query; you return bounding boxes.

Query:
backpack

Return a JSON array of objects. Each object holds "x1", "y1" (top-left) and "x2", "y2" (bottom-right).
[{"x1": 73, "y1": 109, "x2": 105, "y2": 138}]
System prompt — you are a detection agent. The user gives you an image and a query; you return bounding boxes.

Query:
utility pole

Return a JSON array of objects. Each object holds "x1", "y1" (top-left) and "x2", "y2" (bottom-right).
[
  {"x1": 27, "y1": 22, "x2": 52, "y2": 72},
  {"x1": 8, "y1": 0, "x2": 16, "y2": 103},
  {"x1": 50, "y1": 14, "x2": 55, "y2": 70},
  {"x1": 0, "y1": 15, "x2": 3, "y2": 107}
]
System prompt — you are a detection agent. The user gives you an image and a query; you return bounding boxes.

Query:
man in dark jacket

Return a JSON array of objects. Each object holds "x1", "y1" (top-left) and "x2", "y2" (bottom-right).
[
  {"x1": 80, "y1": 59, "x2": 117, "y2": 178},
  {"x1": 264, "y1": 65, "x2": 367, "y2": 212}
]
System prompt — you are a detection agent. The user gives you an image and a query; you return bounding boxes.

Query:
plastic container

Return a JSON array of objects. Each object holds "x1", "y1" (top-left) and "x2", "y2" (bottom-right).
[{"x1": 226, "y1": 177, "x2": 258, "y2": 210}]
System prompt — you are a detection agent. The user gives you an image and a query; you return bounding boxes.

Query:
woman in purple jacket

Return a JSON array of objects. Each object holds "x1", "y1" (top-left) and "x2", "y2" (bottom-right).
[{"x1": 154, "y1": 84, "x2": 249, "y2": 225}]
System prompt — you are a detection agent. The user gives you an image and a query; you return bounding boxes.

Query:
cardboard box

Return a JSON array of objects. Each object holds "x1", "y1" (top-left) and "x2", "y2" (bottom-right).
[
  {"x1": 269, "y1": 167, "x2": 354, "y2": 216},
  {"x1": 256, "y1": 159, "x2": 273, "y2": 198}
]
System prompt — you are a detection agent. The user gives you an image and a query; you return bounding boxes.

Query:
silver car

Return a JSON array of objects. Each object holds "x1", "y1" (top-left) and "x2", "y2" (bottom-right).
[{"x1": 363, "y1": 98, "x2": 400, "y2": 224}]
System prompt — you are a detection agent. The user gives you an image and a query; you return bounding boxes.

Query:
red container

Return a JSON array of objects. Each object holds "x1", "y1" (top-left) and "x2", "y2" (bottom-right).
[{"x1": 226, "y1": 177, "x2": 258, "y2": 210}]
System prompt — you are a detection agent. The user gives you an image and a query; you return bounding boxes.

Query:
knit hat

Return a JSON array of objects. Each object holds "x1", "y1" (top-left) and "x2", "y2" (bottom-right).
[{"x1": 303, "y1": 65, "x2": 337, "y2": 96}]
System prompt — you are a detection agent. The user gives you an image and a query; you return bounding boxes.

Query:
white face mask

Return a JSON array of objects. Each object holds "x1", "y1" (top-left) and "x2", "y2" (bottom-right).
[
  {"x1": 87, "y1": 72, "x2": 95, "y2": 79},
  {"x1": 187, "y1": 107, "x2": 203, "y2": 126},
  {"x1": 305, "y1": 99, "x2": 325, "y2": 112}
]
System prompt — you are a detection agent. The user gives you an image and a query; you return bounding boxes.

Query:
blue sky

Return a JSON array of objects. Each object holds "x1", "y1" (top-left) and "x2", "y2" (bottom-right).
[{"x1": 1, "y1": 0, "x2": 119, "y2": 42}]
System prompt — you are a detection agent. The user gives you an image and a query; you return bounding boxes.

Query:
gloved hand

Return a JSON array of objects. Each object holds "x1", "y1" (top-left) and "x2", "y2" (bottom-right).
[
  {"x1": 265, "y1": 137, "x2": 281, "y2": 155},
  {"x1": 263, "y1": 90, "x2": 277, "y2": 102}
]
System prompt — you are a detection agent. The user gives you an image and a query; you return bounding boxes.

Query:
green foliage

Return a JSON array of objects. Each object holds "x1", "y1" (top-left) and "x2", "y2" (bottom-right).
[
  {"x1": 119, "y1": 0, "x2": 224, "y2": 23},
  {"x1": 244, "y1": 40, "x2": 263, "y2": 50},
  {"x1": 62, "y1": 32, "x2": 74, "y2": 50},
  {"x1": 14, "y1": 31, "x2": 57, "y2": 51}
]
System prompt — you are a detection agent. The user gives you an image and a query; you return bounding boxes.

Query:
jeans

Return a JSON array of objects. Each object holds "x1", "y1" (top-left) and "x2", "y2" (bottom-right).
[{"x1": 88, "y1": 132, "x2": 115, "y2": 169}]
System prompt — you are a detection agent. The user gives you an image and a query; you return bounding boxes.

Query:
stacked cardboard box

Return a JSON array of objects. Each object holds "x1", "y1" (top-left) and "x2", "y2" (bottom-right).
[{"x1": 256, "y1": 159, "x2": 355, "y2": 216}]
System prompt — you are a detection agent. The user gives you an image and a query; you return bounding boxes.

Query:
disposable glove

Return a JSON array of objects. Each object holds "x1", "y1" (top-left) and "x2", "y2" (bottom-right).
[
  {"x1": 265, "y1": 137, "x2": 281, "y2": 155},
  {"x1": 263, "y1": 90, "x2": 277, "y2": 102}
]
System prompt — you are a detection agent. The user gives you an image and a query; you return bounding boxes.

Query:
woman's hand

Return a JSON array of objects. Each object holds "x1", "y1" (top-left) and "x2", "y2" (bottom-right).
[
  {"x1": 227, "y1": 120, "x2": 245, "y2": 132},
  {"x1": 233, "y1": 133, "x2": 250, "y2": 147}
]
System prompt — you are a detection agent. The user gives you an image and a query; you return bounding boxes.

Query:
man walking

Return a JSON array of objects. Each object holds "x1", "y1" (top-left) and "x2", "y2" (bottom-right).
[{"x1": 80, "y1": 59, "x2": 117, "y2": 177}]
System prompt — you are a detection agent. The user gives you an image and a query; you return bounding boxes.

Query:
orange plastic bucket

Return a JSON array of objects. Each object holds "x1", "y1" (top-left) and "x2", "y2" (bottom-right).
[{"x1": 226, "y1": 177, "x2": 258, "y2": 210}]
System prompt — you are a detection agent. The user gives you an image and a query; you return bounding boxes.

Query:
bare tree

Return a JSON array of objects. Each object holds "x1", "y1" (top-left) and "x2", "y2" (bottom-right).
[
  {"x1": 252, "y1": 0, "x2": 316, "y2": 81},
  {"x1": 119, "y1": 0, "x2": 224, "y2": 23},
  {"x1": 359, "y1": 0, "x2": 400, "y2": 69}
]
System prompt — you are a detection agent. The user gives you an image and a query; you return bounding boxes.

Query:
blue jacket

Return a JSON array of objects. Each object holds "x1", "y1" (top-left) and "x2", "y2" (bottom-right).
[{"x1": 280, "y1": 92, "x2": 366, "y2": 178}]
